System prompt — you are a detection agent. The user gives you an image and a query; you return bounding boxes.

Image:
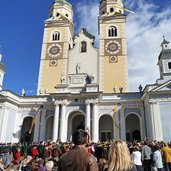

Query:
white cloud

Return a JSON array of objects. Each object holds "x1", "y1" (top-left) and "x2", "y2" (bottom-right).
[
  {"x1": 74, "y1": 0, "x2": 171, "y2": 91},
  {"x1": 126, "y1": 0, "x2": 171, "y2": 91},
  {"x1": 74, "y1": 0, "x2": 99, "y2": 44}
]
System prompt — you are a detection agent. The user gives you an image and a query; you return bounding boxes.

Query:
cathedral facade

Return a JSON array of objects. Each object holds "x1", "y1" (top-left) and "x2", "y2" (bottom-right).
[{"x1": 0, "y1": 0, "x2": 171, "y2": 143}]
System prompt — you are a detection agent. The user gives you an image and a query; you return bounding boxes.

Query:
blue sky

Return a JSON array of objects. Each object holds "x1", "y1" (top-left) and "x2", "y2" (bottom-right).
[{"x1": 0, "y1": 0, "x2": 171, "y2": 95}]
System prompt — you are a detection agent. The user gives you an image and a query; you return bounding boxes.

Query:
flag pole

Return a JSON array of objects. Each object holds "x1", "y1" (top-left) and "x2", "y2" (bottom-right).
[{"x1": 29, "y1": 105, "x2": 44, "y2": 134}]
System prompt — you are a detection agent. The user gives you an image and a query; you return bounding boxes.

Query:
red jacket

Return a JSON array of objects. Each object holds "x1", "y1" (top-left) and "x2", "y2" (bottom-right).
[
  {"x1": 13, "y1": 151, "x2": 20, "y2": 164},
  {"x1": 31, "y1": 147, "x2": 38, "y2": 159}
]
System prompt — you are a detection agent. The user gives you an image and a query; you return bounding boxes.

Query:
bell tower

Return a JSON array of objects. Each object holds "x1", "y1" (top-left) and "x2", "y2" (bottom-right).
[
  {"x1": 37, "y1": 0, "x2": 74, "y2": 95},
  {"x1": 157, "y1": 37, "x2": 171, "y2": 84},
  {"x1": 98, "y1": 0, "x2": 128, "y2": 93}
]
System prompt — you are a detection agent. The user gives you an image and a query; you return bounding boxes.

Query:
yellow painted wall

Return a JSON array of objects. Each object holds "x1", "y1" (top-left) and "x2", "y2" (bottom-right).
[
  {"x1": 38, "y1": 25, "x2": 72, "y2": 94},
  {"x1": 39, "y1": 59, "x2": 64, "y2": 93},
  {"x1": 99, "y1": 16, "x2": 128, "y2": 93},
  {"x1": 103, "y1": 56, "x2": 127, "y2": 93}
]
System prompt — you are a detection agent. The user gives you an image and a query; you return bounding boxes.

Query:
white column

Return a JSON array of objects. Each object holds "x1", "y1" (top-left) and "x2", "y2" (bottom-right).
[
  {"x1": 85, "y1": 102, "x2": 91, "y2": 131},
  {"x1": 39, "y1": 109, "x2": 46, "y2": 141},
  {"x1": 92, "y1": 103, "x2": 99, "y2": 142},
  {"x1": 60, "y1": 103, "x2": 67, "y2": 142},
  {"x1": 53, "y1": 104, "x2": 59, "y2": 142},
  {"x1": 120, "y1": 108, "x2": 126, "y2": 140}
]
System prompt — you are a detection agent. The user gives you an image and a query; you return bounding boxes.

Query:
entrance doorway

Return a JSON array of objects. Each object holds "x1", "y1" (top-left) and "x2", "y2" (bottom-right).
[
  {"x1": 67, "y1": 112, "x2": 85, "y2": 140},
  {"x1": 99, "y1": 115, "x2": 113, "y2": 141},
  {"x1": 72, "y1": 115, "x2": 85, "y2": 132},
  {"x1": 21, "y1": 117, "x2": 34, "y2": 143},
  {"x1": 45, "y1": 116, "x2": 54, "y2": 140},
  {"x1": 126, "y1": 114, "x2": 141, "y2": 141}
]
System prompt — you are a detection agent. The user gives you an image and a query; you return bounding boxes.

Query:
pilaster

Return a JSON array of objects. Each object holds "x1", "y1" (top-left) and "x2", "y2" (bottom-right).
[
  {"x1": 13, "y1": 111, "x2": 22, "y2": 143},
  {"x1": 0, "y1": 106, "x2": 9, "y2": 142},
  {"x1": 114, "y1": 111, "x2": 119, "y2": 140},
  {"x1": 140, "y1": 107, "x2": 146, "y2": 140},
  {"x1": 39, "y1": 109, "x2": 46, "y2": 141},
  {"x1": 33, "y1": 110, "x2": 41, "y2": 142},
  {"x1": 149, "y1": 101, "x2": 163, "y2": 140},
  {"x1": 120, "y1": 108, "x2": 126, "y2": 140}
]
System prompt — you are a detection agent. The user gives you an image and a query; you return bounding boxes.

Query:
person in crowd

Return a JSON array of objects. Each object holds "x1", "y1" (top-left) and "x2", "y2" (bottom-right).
[
  {"x1": 153, "y1": 144, "x2": 163, "y2": 171},
  {"x1": 38, "y1": 159, "x2": 46, "y2": 171},
  {"x1": 13, "y1": 147, "x2": 21, "y2": 165},
  {"x1": 58, "y1": 129, "x2": 98, "y2": 171},
  {"x1": 131, "y1": 146, "x2": 143, "y2": 171},
  {"x1": 37, "y1": 142, "x2": 45, "y2": 159},
  {"x1": 19, "y1": 155, "x2": 32, "y2": 171},
  {"x1": 0, "y1": 156, "x2": 4, "y2": 171},
  {"x1": 98, "y1": 158, "x2": 107, "y2": 171},
  {"x1": 105, "y1": 140, "x2": 136, "y2": 171},
  {"x1": 141, "y1": 141, "x2": 152, "y2": 171},
  {"x1": 31, "y1": 145, "x2": 38, "y2": 159},
  {"x1": 1, "y1": 148, "x2": 12, "y2": 169},
  {"x1": 21, "y1": 142, "x2": 28, "y2": 157},
  {"x1": 44, "y1": 144, "x2": 52, "y2": 162},
  {"x1": 45, "y1": 160, "x2": 54, "y2": 171},
  {"x1": 161, "y1": 143, "x2": 171, "y2": 171},
  {"x1": 52, "y1": 143, "x2": 62, "y2": 162}
]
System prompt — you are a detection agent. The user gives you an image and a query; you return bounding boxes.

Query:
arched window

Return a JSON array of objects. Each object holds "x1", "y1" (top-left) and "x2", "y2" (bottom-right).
[
  {"x1": 168, "y1": 62, "x2": 171, "y2": 69},
  {"x1": 81, "y1": 41, "x2": 87, "y2": 52},
  {"x1": 108, "y1": 26, "x2": 117, "y2": 37},
  {"x1": 52, "y1": 31, "x2": 60, "y2": 41}
]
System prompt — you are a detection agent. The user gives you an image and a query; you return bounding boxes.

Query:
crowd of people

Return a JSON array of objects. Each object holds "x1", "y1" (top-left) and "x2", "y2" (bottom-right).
[{"x1": 0, "y1": 130, "x2": 171, "y2": 171}]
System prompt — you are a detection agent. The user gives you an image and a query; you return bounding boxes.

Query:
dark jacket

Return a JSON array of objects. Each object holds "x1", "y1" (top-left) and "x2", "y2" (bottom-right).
[{"x1": 58, "y1": 145, "x2": 98, "y2": 171}]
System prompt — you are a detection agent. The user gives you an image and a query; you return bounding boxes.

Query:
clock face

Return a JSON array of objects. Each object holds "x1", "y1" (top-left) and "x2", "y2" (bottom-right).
[
  {"x1": 47, "y1": 44, "x2": 62, "y2": 58},
  {"x1": 50, "y1": 46, "x2": 59, "y2": 55},
  {"x1": 105, "y1": 40, "x2": 121, "y2": 55},
  {"x1": 108, "y1": 43, "x2": 118, "y2": 52}
]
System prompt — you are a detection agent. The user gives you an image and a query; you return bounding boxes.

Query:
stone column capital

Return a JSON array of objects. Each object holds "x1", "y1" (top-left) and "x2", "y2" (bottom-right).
[
  {"x1": 85, "y1": 99, "x2": 91, "y2": 105},
  {"x1": 92, "y1": 98, "x2": 99, "y2": 105},
  {"x1": 54, "y1": 99, "x2": 68, "y2": 106}
]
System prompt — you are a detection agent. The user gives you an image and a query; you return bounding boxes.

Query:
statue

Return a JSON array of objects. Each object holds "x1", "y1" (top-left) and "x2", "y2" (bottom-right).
[
  {"x1": 60, "y1": 73, "x2": 65, "y2": 84},
  {"x1": 21, "y1": 89, "x2": 25, "y2": 96},
  {"x1": 113, "y1": 86, "x2": 117, "y2": 93},
  {"x1": 76, "y1": 63, "x2": 80, "y2": 74}
]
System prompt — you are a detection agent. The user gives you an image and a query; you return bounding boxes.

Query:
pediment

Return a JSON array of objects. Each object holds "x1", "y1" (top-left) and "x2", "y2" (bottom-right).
[
  {"x1": 75, "y1": 28, "x2": 95, "y2": 40},
  {"x1": 150, "y1": 79, "x2": 171, "y2": 92}
]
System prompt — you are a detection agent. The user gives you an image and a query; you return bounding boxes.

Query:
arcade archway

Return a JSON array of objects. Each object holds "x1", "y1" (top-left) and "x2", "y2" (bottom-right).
[
  {"x1": 67, "y1": 111, "x2": 85, "y2": 140},
  {"x1": 20, "y1": 117, "x2": 34, "y2": 143},
  {"x1": 45, "y1": 116, "x2": 54, "y2": 140},
  {"x1": 99, "y1": 115, "x2": 113, "y2": 141},
  {"x1": 126, "y1": 114, "x2": 141, "y2": 142}
]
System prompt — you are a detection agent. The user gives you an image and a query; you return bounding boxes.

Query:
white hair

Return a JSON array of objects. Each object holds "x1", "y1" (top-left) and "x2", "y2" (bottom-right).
[{"x1": 45, "y1": 161, "x2": 54, "y2": 171}]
